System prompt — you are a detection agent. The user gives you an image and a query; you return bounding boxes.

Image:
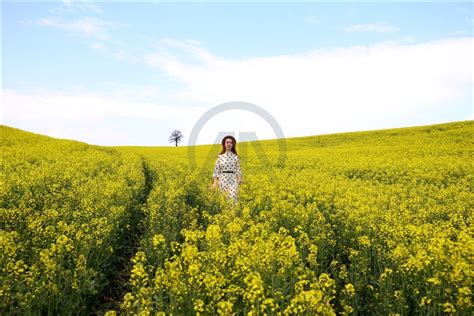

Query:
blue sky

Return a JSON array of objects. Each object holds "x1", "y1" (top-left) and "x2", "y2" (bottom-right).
[{"x1": 2, "y1": 1, "x2": 473, "y2": 146}]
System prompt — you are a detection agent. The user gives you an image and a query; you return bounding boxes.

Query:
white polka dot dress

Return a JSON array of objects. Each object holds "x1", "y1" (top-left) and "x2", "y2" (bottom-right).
[{"x1": 212, "y1": 151, "x2": 242, "y2": 204}]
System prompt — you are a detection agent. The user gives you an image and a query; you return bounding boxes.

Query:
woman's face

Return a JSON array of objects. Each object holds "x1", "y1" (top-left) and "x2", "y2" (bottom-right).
[{"x1": 225, "y1": 138, "x2": 234, "y2": 150}]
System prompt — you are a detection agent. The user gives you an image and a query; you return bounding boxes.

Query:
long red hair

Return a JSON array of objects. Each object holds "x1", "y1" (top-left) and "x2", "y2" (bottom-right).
[{"x1": 219, "y1": 135, "x2": 238, "y2": 155}]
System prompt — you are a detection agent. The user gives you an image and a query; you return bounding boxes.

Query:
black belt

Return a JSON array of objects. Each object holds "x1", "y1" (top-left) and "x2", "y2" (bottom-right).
[{"x1": 222, "y1": 171, "x2": 235, "y2": 173}]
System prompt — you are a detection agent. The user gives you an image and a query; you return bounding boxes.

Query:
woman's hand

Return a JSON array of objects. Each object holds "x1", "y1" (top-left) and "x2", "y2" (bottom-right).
[{"x1": 210, "y1": 180, "x2": 218, "y2": 190}]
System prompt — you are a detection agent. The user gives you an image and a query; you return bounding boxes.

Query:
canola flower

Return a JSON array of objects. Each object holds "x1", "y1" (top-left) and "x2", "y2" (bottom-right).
[
  {"x1": 1, "y1": 126, "x2": 146, "y2": 314},
  {"x1": 2, "y1": 120, "x2": 473, "y2": 315},
  {"x1": 120, "y1": 121, "x2": 473, "y2": 315}
]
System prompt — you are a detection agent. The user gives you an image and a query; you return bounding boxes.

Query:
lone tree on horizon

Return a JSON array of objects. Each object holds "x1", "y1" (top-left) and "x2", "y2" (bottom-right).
[{"x1": 169, "y1": 129, "x2": 184, "y2": 147}]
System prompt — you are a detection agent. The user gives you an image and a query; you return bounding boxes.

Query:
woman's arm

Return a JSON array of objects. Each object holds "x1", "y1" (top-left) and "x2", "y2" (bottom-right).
[{"x1": 211, "y1": 156, "x2": 221, "y2": 187}]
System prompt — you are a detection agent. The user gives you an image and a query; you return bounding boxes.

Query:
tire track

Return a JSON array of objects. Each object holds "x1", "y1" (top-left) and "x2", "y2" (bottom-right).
[{"x1": 91, "y1": 157, "x2": 154, "y2": 314}]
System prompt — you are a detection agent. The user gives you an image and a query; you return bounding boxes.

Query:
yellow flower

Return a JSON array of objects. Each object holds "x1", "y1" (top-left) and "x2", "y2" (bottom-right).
[
  {"x1": 344, "y1": 283, "x2": 355, "y2": 297},
  {"x1": 194, "y1": 299, "x2": 204, "y2": 313},
  {"x1": 419, "y1": 296, "x2": 432, "y2": 307},
  {"x1": 206, "y1": 225, "x2": 222, "y2": 243},
  {"x1": 358, "y1": 235, "x2": 371, "y2": 247},
  {"x1": 443, "y1": 302, "x2": 456, "y2": 313},
  {"x1": 152, "y1": 234, "x2": 166, "y2": 248},
  {"x1": 427, "y1": 277, "x2": 441, "y2": 286}
]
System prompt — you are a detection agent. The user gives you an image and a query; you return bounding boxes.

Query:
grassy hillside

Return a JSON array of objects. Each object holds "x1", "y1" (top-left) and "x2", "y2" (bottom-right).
[{"x1": 1, "y1": 120, "x2": 472, "y2": 315}]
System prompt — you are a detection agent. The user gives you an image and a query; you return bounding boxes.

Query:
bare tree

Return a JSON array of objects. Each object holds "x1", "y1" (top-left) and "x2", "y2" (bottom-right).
[{"x1": 169, "y1": 129, "x2": 184, "y2": 147}]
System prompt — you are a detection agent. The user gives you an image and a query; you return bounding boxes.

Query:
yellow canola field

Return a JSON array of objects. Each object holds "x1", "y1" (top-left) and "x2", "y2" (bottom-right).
[
  {"x1": 1, "y1": 126, "x2": 146, "y2": 314},
  {"x1": 1, "y1": 120, "x2": 473, "y2": 315}
]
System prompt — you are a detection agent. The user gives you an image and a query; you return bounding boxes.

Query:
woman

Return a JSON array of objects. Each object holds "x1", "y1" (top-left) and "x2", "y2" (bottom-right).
[{"x1": 211, "y1": 135, "x2": 243, "y2": 204}]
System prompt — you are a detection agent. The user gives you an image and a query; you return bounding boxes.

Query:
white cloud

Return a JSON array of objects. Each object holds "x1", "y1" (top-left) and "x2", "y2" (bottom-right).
[
  {"x1": 51, "y1": 1, "x2": 102, "y2": 15},
  {"x1": 89, "y1": 40, "x2": 142, "y2": 63},
  {"x1": 36, "y1": 16, "x2": 115, "y2": 40},
  {"x1": 32, "y1": 0, "x2": 113, "y2": 41},
  {"x1": 2, "y1": 89, "x2": 204, "y2": 146},
  {"x1": 3, "y1": 37, "x2": 472, "y2": 146},
  {"x1": 345, "y1": 23, "x2": 400, "y2": 32},
  {"x1": 30, "y1": 2, "x2": 138, "y2": 65},
  {"x1": 147, "y1": 38, "x2": 216, "y2": 66},
  {"x1": 143, "y1": 37, "x2": 472, "y2": 141}
]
